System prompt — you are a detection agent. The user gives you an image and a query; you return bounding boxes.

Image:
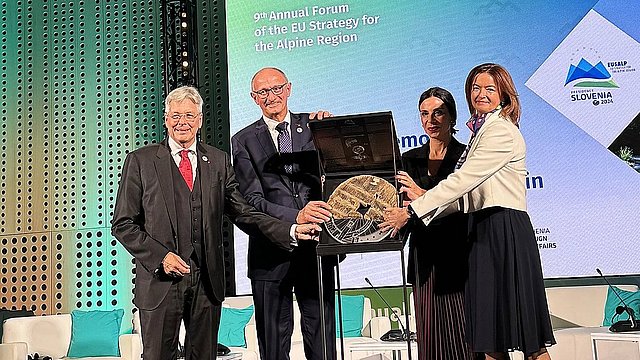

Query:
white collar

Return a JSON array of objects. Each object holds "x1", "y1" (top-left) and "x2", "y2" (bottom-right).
[
  {"x1": 168, "y1": 136, "x2": 198, "y2": 156},
  {"x1": 263, "y1": 111, "x2": 292, "y2": 132}
]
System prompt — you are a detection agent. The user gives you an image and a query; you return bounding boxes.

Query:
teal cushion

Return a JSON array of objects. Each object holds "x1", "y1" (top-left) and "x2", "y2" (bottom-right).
[
  {"x1": 218, "y1": 305, "x2": 254, "y2": 347},
  {"x1": 335, "y1": 295, "x2": 364, "y2": 338},
  {"x1": 67, "y1": 309, "x2": 124, "y2": 358},
  {"x1": 602, "y1": 286, "x2": 640, "y2": 326}
]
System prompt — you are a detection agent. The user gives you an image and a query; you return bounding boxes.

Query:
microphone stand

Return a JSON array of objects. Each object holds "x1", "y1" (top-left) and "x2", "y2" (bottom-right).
[
  {"x1": 364, "y1": 277, "x2": 408, "y2": 339},
  {"x1": 596, "y1": 268, "x2": 639, "y2": 332},
  {"x1": 365, "y1": 267, "x2": 414, "y2": 360}
]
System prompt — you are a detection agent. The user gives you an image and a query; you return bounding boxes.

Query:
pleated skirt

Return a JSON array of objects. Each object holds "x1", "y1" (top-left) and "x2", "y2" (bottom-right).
[
  {"x1": 413, "y1": 270, "x2": 475, "y2": 360},
  {"x1": 465, "y1": 207, "x2": 556, "y2": 356}
]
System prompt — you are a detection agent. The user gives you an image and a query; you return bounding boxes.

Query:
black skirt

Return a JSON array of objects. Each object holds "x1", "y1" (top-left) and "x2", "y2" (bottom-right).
[
  {"x1": 465, "y1": 207, "x2": 556, "y2": 356},
  {"x1": 409, "y1": 212, "x2": 475, "y2": 360},
  {"x1": 413, "y1": 272, "x2": 475, "y2": 360}
]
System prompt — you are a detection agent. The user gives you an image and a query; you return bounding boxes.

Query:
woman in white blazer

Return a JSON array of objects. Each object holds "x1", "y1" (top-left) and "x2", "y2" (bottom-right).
[{"x1": 382, "y1": 64, "x2": 555, "y2": 360}]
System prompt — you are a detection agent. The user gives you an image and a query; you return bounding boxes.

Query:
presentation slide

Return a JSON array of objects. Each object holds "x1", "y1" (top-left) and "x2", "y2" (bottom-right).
[{"x1": 226, "y1": 0, "x2": 640, "y2": 294}]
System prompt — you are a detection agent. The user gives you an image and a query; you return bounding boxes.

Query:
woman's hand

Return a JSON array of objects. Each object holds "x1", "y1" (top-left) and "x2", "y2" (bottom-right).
[
  {"x1": 396, "y1": 171, "x2": 426, "y2": 201},
  {"x1": 379, "y1": 207, "x2": 411, "y2": 237}
]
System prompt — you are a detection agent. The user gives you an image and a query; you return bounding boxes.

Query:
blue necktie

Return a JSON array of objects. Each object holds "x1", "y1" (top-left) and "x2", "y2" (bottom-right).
[{"x1": 276, "y1": 122, "x2": 293, "y2": 174}]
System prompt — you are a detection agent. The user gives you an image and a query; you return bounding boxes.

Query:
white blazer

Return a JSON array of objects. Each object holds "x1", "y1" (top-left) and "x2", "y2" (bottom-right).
[{"x1": 411, "y1": 110, "x2": 528, "y2": 227}]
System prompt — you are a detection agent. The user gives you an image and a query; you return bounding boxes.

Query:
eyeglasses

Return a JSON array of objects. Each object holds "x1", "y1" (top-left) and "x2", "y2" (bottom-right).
[
  {"x1": 167, "y1": 112, "x2": 200, "y2": 122},
  {"x1": 251, "y1": 83, "x2": 288, "y2": 99}
]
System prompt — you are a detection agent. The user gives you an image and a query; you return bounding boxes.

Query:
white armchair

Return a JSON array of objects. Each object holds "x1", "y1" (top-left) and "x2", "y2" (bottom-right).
[
  {"x1": 545, "y1": 284, "x2": 639, "y2": 360},
  {"x1": 0, "y1": 341, "x2": 27, "y2": 360},
  {"x1": 290, "y1": 296, "x2": 391, "y2": 359},
  {"x1": 222, "y1": 295, "x2": 391, "y2": 359},
  {"x1": 130, "y1": 295, "x2": 390, "y2": 360},
  {"x1": 1, "y1": 314, "x2": 141, "y2": 360},
  {"x1": 131, "y1": 299, "x2": 260, "y2": 360}
]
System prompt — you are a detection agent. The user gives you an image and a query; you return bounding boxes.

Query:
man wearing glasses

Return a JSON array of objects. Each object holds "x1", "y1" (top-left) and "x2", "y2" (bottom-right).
[
  {"x1": 232, "y1": 67, "x2": 337, "y2": 360},
  {"x1": 112, "y1": 86, "x2": 321, "y2": 359}
]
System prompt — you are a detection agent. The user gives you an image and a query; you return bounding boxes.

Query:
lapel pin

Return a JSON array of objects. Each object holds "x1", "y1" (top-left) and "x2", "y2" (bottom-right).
[{"x1": 202, "y1": 155, "x2": 209, "y2": 163}]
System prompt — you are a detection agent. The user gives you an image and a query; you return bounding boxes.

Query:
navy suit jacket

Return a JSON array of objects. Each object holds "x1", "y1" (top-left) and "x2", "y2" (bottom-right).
[{"x1": 231, "y1": 113, "x2": 322, "y2": 280}]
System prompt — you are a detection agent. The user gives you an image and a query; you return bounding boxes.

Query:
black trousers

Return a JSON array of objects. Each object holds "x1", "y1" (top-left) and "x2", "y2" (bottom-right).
[
  {"x1": 140, "y1": 259, "x2": 221, "y2": 360},
  {"x1": 251, "y1": 257, "x2": 337, "y2": 360}
]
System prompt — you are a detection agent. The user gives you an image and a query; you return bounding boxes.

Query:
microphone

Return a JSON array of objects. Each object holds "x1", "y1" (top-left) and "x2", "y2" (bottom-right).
[
  {"x1": 596, "y1": 268, "x2": 639, "y2": 332},
  {"x1": 364, "y1": 277, "x2": 415, "y2": 341}
]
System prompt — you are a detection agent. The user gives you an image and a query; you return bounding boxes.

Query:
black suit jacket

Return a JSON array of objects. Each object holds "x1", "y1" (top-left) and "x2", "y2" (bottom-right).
[
  {"x1": 231, "y1": 113, "x2": 322, "y2": 280},
  {"x1": 111, "y1": 140, "x2": 291, "y2": 309},
  {"x1": 403, "y1": 138, "x2": 470, "y2": 293}
]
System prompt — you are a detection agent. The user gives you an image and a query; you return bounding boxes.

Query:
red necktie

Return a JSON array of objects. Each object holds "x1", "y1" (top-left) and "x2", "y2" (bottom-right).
[{"x1": 179, "y1": 150, "x2": 193, "y2": 191}]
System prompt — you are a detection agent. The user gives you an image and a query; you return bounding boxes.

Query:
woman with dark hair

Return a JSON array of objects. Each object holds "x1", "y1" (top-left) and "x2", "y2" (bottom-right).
[
  {"x1": 383, "y1": 64, "x2": 555, "y2": 360},
  {"x1": 398, "y1": 87, "x2": 474, "y2": 360}
]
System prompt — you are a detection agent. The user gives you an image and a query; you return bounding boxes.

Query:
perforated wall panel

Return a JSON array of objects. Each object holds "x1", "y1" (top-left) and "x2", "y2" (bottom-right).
[
  {"x1": 0, "y1": 0, "x2": 164, "y2": 323},
  {"x1": 0, "y1": 234, "x2": 52, "y2": 313},
  {"x1": 1, "y1": 0, "x2": 232, "y2": 316},
  {"x1": 196, "y1": 0, "x2": 235, "y2": 296}
]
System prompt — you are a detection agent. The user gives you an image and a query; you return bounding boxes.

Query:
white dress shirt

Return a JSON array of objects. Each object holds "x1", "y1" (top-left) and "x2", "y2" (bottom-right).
[{"x1": 263, "y1": 112, "x2": 292, "y2": 150}]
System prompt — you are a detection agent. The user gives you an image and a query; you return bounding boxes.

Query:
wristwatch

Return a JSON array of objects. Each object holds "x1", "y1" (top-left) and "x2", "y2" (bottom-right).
[{"x1": 406, "y1": 205, "x2": 417, "y2": 219}]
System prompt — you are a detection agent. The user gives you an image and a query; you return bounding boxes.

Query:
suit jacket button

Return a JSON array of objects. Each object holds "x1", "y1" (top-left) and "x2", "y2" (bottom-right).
[{"x1": 293, "y1": 194, "x2": 299, "y2": 198}]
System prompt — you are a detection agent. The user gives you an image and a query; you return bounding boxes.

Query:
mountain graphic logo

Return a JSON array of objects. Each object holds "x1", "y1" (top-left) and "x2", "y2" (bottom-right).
[{"x1": 564, "y1": 58, "x2": 619, "y2": 88}]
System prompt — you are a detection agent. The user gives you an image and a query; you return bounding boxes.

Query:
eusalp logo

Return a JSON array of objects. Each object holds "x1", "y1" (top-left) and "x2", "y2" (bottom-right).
[
  {"x1": 566, "y1": 58, "x2": 617, "y2": 106},
  {"x1": 565, "y1": 58, "x2": 618, "y2": 88}
]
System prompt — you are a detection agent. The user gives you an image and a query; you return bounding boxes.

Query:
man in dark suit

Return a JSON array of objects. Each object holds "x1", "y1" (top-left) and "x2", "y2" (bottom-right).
[
  {"x1": 112, "y1": 86, "x2": 320, "y2": 360},
  {"x1": 231, "y1": 67, "x2": 336, "y2": 360}
]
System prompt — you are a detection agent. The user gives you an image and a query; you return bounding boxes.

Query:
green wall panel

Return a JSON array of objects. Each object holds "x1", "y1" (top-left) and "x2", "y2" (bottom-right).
[
  {"x1": 0, "y1": 0, "x2": 164, "y2": 315},
  {"x1": 196, "y1": 0, "x2": 236, "y2": 296},
  {"x1": 0, "y1": 0, "x2": 231, "y2": 314},
  {"x1": 25, "y1": 0, "x2": 50, "y2": 234},
  {"x1": 1, "y1": 1, "x2": 22, "y2": 235}
]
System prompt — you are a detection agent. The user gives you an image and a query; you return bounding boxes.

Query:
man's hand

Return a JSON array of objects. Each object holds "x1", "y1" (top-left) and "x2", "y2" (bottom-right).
[
  {"x1": 295, "y1": 223, "x2": 323, "y2": 241},
  {"x1": 379, "y1": 207, "x2": 411, "y2": 237},
  {"x1": 309, "y1": 110, "x2": 333, "y2": 120},
  {"x1": 296, "y1": 201, "x2": 332, "y2": 224},
  {"x1": 396, "y1": 171, "x2": 426, "y2": 201},
  {"x1": 162, "y1": 252, "x2": 190, "y2": 277}
]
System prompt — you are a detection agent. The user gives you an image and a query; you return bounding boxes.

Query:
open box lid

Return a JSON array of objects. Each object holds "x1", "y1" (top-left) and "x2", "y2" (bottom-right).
[{"x1": 308, "y1": 111, "x2": 402, "y2": 175}]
